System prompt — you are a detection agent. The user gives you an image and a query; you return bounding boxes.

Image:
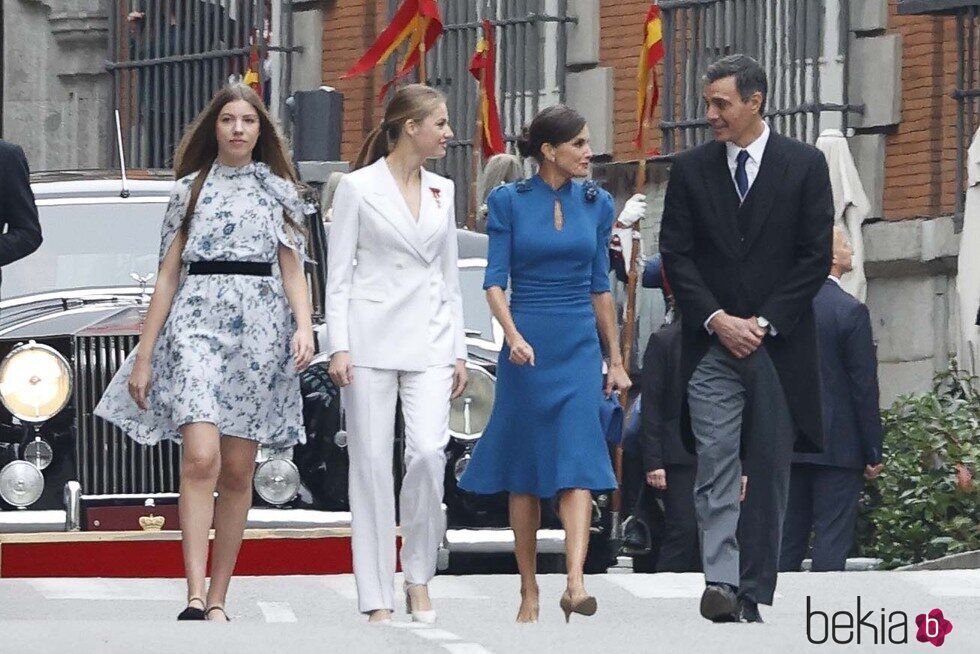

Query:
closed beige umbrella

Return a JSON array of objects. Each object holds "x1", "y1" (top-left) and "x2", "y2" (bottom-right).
[{"x1": 815, "y1": 129, "x2": 871, "y2": 301}]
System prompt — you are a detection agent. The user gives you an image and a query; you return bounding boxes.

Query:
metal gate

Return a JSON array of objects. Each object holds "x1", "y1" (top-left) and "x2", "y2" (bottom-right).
[
  {"x1": 658, "y1": 0, "x2": 860, "y2": 152},
  {"x1": 415, "y1": 0, "x2": 573, "y2": 220},
  {"x1": 107, "y1": 0, "x2": 297, "y2": 169}
]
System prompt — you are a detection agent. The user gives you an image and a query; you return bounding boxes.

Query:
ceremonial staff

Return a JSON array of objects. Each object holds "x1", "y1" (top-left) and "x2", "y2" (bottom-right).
[{"x1": 611, "y1": 3, "x2": 665, "y2": 531}]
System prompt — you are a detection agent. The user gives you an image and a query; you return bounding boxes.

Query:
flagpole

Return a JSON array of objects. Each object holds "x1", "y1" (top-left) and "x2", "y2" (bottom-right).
[
  {"x1": 610, "y1": 79, "x2": 650, "y2": 544},
  {"x1": 418, "y1": 20, "x2": 428, "y2": 84},
  {"x1": 469, "y1": 57, "x2": 486, "y2": 230}
]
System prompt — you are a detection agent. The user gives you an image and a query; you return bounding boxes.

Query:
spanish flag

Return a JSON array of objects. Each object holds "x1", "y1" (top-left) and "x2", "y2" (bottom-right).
[
  {"x1": 243, "y1": 38, "x2": 262, "y2": 95},
  {"x1": 468, "y1": 20, "x2": 505, "y2": 159},
  {"x1": 342, "y1": 0, "x2": 443, "y2": 102},
  {"x1": 634, "y1": 5, "x2": 665, "y2": 152}
]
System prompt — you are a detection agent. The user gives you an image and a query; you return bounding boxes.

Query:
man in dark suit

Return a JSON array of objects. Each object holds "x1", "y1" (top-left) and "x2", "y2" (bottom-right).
[
  {"x1": 779, "y1": 227, "x2": 883, "y2": 572},
  {"x1": 0, "y1": 140, "x2": 42, "y2": 289},
  {"x1": 659, "y1": 54, "x2": 833, "y2": 623}
]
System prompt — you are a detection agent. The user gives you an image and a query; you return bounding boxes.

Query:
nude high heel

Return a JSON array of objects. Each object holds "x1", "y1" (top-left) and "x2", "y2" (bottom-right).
[{"x1": 559, "y1": 590, "x2": 597, "y2": 623}]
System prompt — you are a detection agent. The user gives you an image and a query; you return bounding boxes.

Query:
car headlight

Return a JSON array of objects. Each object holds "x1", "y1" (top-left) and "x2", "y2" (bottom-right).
[
  {"x1": 253, "y1": 458, "x2": 300, "y2": 505},
  {"x1": 0, "y1": 341, "x2": 72, "y2": 423},
  {"x1": 0, "y1": 460, "x2": 45, "y2": 507},
  {"x1": 23, "y1": 437, "x2": 53, "y2": 471},
  {"x1": 449, "y1": 364, "x2": 495, "y2": 441}
]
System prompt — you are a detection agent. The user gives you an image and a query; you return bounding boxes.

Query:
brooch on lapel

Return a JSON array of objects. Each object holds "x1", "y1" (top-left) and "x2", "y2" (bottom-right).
[
  {"x1": 430, "y1": 187, "x2": 442, "y2": 208},
  {"x1": 515, "y1": 179, "x2": 532, "y2": 193},
  {"x1": 583, "y1": 180, "x2": 599, "y2": 203}
]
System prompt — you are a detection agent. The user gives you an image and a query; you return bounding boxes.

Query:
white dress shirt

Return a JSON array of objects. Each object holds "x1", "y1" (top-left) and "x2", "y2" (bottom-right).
[
  {"x1": 726, "y1": 122, "x2": 770, "y2": 200},
  {"x1": 705, "y1": 122, "x2": 776, "y2": 335}
]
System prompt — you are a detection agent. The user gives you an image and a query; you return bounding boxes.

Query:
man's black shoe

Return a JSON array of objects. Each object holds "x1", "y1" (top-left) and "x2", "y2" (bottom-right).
[
  {"x1": 700, "y1": 583, "x2": 740, "y2": 622},
  {"x1": 740, "y1": 598, "x2": 764, "y2": 623}
]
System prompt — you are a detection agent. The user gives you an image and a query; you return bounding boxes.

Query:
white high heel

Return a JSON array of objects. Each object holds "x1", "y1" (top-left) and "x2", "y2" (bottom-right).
[{"x1": 404, "y1": 582, "x2": 437, "y2": 624}]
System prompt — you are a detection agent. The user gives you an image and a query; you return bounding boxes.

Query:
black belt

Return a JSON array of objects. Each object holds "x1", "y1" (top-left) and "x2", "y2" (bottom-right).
[{"x1": 188, "y1": 261, "x2": 273, "y2": 276}]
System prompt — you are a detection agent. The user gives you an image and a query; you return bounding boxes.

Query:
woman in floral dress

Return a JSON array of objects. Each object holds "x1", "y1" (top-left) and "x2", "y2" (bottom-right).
[{"x1": 95, "y1": 84, "x2": 314, "y2": 622}]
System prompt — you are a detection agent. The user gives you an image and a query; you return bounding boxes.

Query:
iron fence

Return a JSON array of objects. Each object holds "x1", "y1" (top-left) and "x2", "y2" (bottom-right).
[
  {"x1": 107, "y1": 0, "x2": 296, "y2": 169},
  {"x1": 401, "y1": 0, "x2": 573, "y2": 221},
  {"x1": 658, "y1": 0, "x2": 860, "y2": 152}
]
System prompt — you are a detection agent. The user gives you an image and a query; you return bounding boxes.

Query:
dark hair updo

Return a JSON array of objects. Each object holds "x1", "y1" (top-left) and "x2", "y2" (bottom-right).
[{"x1": 516, "y1": 104, "x2": 587, "y2": 163}]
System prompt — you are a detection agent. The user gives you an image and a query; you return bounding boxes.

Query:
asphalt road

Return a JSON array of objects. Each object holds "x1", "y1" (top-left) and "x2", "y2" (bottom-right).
[{"x1": 0, "y1": 570, "x2": 977, "y2": 653}]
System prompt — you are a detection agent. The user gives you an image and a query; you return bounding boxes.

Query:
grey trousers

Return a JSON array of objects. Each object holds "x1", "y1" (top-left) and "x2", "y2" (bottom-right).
[{"x1": 687, "y1": 341, "x2": 795, "y2": 605}]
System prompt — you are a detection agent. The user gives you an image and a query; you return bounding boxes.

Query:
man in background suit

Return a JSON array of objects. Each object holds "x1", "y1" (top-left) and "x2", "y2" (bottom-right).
[
  {"x1": 779, "y1": 227, "x2": 883, "y2": 572},
  {"x1": 0, "y1": 140, "x2": 42, "y2": 291},
  {"x1": 660, "y1": 54, "x2": 833, "y2": 623}
]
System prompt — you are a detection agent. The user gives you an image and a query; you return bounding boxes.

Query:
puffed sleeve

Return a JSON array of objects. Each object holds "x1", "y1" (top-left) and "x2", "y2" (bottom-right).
[
  {"x1": 590, "y1": 190, "x2": 614, "y2": 293},
  {"x1": 158, "y1": 175, "x2": 194, "y2": 265},
  {"x1": 482, "y1": 185, "x2": 512, "y2": 290}
]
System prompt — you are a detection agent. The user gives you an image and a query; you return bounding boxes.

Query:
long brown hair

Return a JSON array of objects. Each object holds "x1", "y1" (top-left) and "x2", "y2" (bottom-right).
[
  {"x1": 173, "y1": 83, "x2": 302, "y2": 234},
  {"x1": 353, "y1": 84, "x2": 446, "y2": 170}
]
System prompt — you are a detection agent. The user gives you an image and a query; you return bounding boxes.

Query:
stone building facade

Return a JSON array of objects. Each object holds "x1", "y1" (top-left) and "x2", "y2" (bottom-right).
[{"x1": 1, "y1": 0, "x2": 113, "y2": 170}]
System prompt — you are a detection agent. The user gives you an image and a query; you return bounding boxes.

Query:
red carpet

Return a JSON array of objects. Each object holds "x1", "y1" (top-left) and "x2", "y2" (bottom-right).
[{"x1": 0, "y1": 528, "x2": 355, "y2": 578}]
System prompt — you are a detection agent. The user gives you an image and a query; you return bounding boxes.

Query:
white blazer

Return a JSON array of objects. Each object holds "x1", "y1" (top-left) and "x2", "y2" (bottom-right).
[{"x1": 325, "y1": 157, "x2": 467, "y2": 372}]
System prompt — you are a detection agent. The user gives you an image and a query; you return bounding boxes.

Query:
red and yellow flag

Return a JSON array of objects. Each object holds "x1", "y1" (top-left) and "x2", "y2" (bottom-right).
[
  {"x1": 243, "y1": 37, "x2": 262, "y2": 95},
  {"x1": 342, "y1": 0, "x2": 443, "y2": 102},
  {"x1": 634, "y1": 5, "x2": 665, "y2": 152},
  {"x1": 468, "y1": 20, "x2": 505, "y2": 159}
]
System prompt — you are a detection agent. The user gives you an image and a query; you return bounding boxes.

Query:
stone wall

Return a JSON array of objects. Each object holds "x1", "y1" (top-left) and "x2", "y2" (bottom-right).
[{"x1": 2, "y1": 0, "x2": 112, "y2": 170}]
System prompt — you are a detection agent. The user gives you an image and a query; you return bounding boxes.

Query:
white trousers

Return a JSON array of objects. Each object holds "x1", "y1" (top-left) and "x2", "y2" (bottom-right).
[{"x1": 343, "y1": 365, "x2": 453, "y2": 613}]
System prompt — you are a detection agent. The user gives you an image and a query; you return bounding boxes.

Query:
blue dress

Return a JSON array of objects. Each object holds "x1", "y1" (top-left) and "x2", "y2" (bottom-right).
[{"x1": 458, "y1": 175, "x2": 618, "y2": 498}]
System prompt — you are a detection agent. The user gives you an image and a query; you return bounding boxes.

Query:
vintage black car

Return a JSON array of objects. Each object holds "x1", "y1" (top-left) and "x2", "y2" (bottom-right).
[{"x1": 0, "y1": 170, "x2": 615, "y2": 573}]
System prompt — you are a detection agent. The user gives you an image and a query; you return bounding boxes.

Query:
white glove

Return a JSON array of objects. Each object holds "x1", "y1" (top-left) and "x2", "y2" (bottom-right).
[
  {"x1": 616, "y1": 193, "x2": 647, "y2": 228},
  {"x1": 613, "y1": 227, "x2": 644, "y2": 272}
]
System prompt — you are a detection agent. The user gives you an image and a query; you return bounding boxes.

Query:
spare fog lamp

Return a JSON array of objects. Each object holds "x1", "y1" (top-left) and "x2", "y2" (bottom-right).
[
  {"x1": 23, "y1": 436, "x2": 54, "y2": 471},
  {"x1": 449, "y1": 365, "x2": 495, "y2": 441},
  {"x1": 0, "y1": 342, "x2": 72, "y2": 423},
  {"x1": 0, "y1": 460, "x2": 45, "y2": 507},
  {"x1": 253, "y1": 458, "x2": 300, "y2": 505}
]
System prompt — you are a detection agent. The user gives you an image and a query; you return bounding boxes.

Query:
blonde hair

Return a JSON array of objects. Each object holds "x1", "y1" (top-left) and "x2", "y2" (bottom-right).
[
  {"x1": 173, "y1": 83, "x2": 301, "y2": 235},
  {"x1": 353, "y1": 84, "x2": 446, "y2": 170}
]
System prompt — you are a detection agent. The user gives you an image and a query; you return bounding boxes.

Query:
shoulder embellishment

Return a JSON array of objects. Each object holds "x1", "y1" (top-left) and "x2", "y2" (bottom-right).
[
  {"x1": 515, "y1": 179, "x2": 532, "y2": 193},
  {"x1": 583, "y1": 180, "x2": 599, "y2": 202}
]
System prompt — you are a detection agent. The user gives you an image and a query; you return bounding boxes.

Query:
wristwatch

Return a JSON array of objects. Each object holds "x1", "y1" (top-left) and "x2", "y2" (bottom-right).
[{"x1": 756, "y1": 316, "x2": 770, "y2": 331}]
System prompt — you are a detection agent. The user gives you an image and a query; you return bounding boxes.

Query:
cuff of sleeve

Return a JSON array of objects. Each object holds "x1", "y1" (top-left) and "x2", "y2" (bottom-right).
[{"x1": 705, "y1": 309, "x2": 724, "y2": 334}]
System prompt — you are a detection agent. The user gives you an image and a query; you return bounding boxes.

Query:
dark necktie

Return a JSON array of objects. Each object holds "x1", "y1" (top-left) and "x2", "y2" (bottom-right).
[{"x1": 735, "y1": 149, "x2": 750, "y2": 201}]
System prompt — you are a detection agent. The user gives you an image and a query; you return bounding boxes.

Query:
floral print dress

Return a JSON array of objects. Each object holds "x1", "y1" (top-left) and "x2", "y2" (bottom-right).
[{"x1": 95, "y1": 160, "x2": 309, "y2": 448}]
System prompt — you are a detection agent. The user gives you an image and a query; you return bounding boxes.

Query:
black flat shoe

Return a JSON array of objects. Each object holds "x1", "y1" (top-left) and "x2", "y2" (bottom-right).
[
  {"x1": 740, "y1": 598, "x2": 764, "y2": 623},
  {"x1": 700, "y1": 584, "x2": 740, "y2": 623},
  {"x1": 177, "y1": 597, "x2": 206, "y2": 621}
]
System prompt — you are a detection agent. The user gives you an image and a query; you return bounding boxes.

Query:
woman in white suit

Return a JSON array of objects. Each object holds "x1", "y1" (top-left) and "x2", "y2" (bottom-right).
[{"x1": 326, "y1": 84, "x2": 468, "y2": 624}]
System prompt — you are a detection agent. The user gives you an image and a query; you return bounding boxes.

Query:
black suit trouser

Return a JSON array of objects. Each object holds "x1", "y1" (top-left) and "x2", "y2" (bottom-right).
[{"x1": 779, "y1": 463, "x2": 865, "y2": 572}]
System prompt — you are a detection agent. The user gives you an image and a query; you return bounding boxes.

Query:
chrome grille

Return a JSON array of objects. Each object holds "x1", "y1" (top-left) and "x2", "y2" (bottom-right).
[{"x1": 74, "y1": 335, "x2": 181, "y2": 494}]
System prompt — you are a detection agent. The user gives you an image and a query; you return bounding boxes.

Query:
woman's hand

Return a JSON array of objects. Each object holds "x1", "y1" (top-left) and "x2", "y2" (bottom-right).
[
  {"x1": 507, "y1": 333, "x2": 535, "y2": 367},
  {"x1": 647, "y1": 469, "x2": 667, "y2": 490},
  {"x1": 451, "y1": 359, "x2": 469, "y2": 400},
  {"x1": 604, "y1": 361, "x2": 632, "y2": 398},
  {"x1": 128, "y1": 356, "x2": 152, "y2": 410},
  {"x1": 328, "y1": 351, "x2": 354, "y2": 387},
  {"x1": 292, "y1": 327, "x2": 315, "y2": 372}
]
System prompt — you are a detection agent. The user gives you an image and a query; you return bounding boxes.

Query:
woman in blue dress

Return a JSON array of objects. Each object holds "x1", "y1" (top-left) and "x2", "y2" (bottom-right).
[{"x1": 458, "y1": 105, "x2": 631, "y2": 623}]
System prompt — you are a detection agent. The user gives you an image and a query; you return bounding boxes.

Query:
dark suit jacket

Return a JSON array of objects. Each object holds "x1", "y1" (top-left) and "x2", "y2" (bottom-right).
[
  {"x1": 795, "y1": 279, "x2": 883, "y2": 469},
  {"x1": 659, "y1": 132, "x2": 833, "y2": 454},
  {"x1": 0, "y1": 141, "x2": 42, "y2": 287},
  {"x1": 640, "y1": 320, "x2": 696, "y2": 471}
]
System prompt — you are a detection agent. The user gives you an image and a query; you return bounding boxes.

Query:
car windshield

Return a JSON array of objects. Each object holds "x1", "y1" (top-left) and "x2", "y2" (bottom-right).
[
  {"x1": 459, "y1": 266, "x2": 495, "y2": 343},
  {"x1": 2, "y1": 200, "x2": 165, "y2": 300}
]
